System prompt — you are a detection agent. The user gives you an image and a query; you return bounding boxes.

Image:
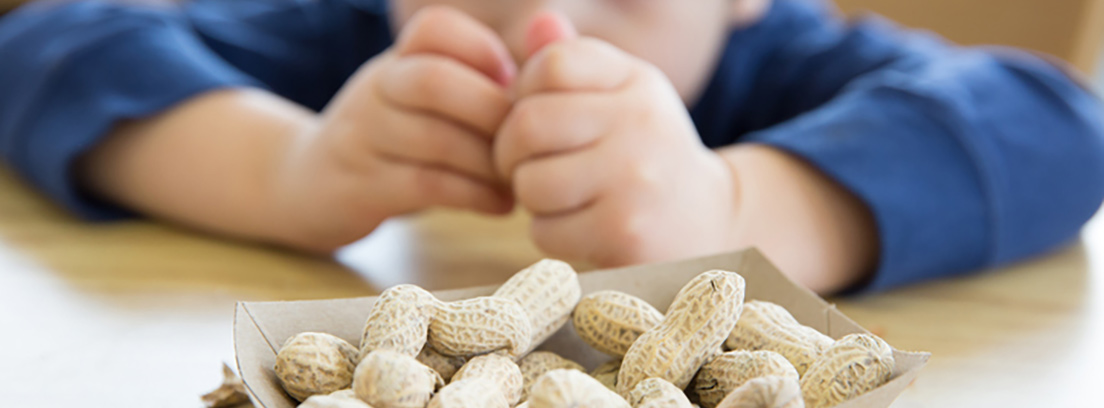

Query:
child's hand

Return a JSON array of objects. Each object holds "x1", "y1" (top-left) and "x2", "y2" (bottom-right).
[
  {"x1": 495, "y1": 14, "x2": 739, "y2": 266},
  {"x1": 276, "y1": 6, "x2": 517, "y2": 251}
]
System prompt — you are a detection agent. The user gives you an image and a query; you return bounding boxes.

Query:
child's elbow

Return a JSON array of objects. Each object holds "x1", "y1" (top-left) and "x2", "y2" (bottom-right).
[
  {"x1": 990, "y1": 57, "x2": 1104, "y2": 263},
  {"x1": 1062, "y1": 99, "x2": 1104, "y2": 225},
  {"x1": 1043, "y1": 70, "x2": 1104, "y2": 226}
]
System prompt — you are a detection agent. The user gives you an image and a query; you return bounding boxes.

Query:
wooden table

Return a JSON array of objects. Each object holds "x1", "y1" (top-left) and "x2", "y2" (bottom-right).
[{"x1": 0, "y1": 167, "x2": 1101, "y2": 408}]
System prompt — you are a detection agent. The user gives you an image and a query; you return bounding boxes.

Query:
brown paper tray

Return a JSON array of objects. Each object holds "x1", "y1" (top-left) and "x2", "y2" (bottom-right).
[{"x1": 234, "y1": 248, "x2": 929, "y2": 408}]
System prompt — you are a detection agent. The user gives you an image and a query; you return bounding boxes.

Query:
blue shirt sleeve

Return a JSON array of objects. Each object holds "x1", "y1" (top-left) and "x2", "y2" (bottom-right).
[
  {"x1": 691, "y1": 0, "x2": 1104, "y2": 291},
  {"x1": 0, "y1": 0, "x2": 392, "y2": 219}
]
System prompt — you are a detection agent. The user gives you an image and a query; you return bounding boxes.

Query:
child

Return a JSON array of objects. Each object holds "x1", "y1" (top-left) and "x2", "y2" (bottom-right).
[{"x1": 0, "y1": 0, "x2": 1101, "y2": 294}]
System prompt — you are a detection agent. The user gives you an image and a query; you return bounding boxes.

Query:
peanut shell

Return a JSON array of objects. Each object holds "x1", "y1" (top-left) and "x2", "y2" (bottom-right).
[
  {"x1": 353, "y1": 349, "x2": 443, "y2": 408},
  {"x1": 725, "y1": 301, "x2": 833, "y2": 377},
  {"x1": 529, "y1": 369, "x2": 630, "y2": 408},
  {"x1": 590, "y1": 359, "x2": 621, "y2": 392},
  {"x1": 417, "y1": 346, "x2": 467, "y2": 382},
  {"x1": 275, "y1": 332, "x2": 359, "y2": 401},
  {"x1": 518, "y1": 351, "x2": 586, "y2": 401},
  {"x1": 494, "y1": 259, "x2": 582, "y2": 354},
  {"x1": 690, "y1": 350, "x2": 798, "y2": 408},
  {"x1": 716, "y1": 376, "x2": 804, "y2": 408},
  {"x1": 573, "y1": 290, "x2": 664, "y2": 358},
  {"x1": 428, "y1": 296, "x2": 532, "y2": 358},
  {"x1": 617, "y1": 270, "x2": 746, "y2": 396},
  {"x1": 800, "y1": 334, "x2": 894, "y2": 408},
  {"x1": 426, "y1": 378, "x2": 509, "y2": 408},
  {"x1": 298, "y1": 389, "x2": 372, "y2": 408},
  {"x1": 451, "y1": 354, "x2": 524, "y2": 406},
  {"x1": 359, "y1": 285, "x2": 439, "y2": 360},
  {"x1": 627, "y1": 378, "x2": 694, "y2": 408}
]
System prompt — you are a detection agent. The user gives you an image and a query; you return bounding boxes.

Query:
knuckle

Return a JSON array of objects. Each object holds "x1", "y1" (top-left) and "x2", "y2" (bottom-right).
[
  {"x1": 510, "y1": 99, "x2": 542, "y2": 141},
  {"x1": 414, "y1": 61, "x2": 450, "y2": 93},
  {"x1": 414, "y1": 120, "x2": 453, "y2": 160},
  {"x1": 536, "y1": 45, "x2": 574, "y2": 89},
  {"x1": 399, "y1": 59, "x2": 450, "y2": 104},
  {"x1": 406, "y1": 6, "x2": 456, "y2": 37},
  {"x1": 600, "y1": 212, "x2": 649, "y2": 265},
  {"x1": 624, "y1": 157, "x2": 663, "y2": 193}
]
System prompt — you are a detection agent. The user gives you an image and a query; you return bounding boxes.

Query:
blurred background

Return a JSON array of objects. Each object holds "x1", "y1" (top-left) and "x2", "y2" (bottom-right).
[
  {"x1": 833, "y1": 0, "x2": 1104, "y2": 78},
  {"x1": 4, "y1": 0, "x2": 1103, "y2": 84}
]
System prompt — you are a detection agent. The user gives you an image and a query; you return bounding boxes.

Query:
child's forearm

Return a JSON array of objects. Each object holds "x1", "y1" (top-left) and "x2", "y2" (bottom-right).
[
  {"x1": 717, "y1": 144, "x2": 879, "y2": 294},
  {"x1": 76, "y1": 88, "x2": 321, "y2": 250}
]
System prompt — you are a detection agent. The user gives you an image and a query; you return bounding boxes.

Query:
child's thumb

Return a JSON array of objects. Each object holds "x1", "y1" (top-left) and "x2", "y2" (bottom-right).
[{"x1": 524, "y1": 11, "x2": 578, "y2": 60}]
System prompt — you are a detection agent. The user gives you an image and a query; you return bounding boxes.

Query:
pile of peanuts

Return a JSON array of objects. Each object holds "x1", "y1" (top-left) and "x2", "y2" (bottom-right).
[{"x1": 274, "y1": 260, "x2": 896, "y2": 408}]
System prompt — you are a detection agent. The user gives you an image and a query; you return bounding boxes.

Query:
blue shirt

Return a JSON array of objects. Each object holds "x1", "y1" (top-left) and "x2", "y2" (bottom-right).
[{"x1": 1, "y1": 0, "x2": 1103, "y2": 291}]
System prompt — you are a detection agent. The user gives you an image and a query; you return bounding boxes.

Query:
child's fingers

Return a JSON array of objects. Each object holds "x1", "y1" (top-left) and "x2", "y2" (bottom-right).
[
  {"x1": 379, "y1": 54, "x2": 512, "y2": 137},
  {"x1": 387, "y1": 163, "x2": 514, "y2": 215},
  {"x1": 524, "y1": 11, "x2": 578, "y2": 59},
  {"x1": 514, "y1": 38, "x2": 637, "y2": 99},
  {"x1": 530, "y1": 200, "x2": 638, "y2": 267},
  {"x1": 494, "y1": 92, "x2": 611, "y2": 178},
  {"x1": 372, "y1": 110, "x2": 499, "y2": 184},
  {"x1": 512, "y1": 148, "x2": 605, "y2": 216},
  {"x1": 529, "y1": 209, "x2": 601, "y2": 266},
  {"x1": 395, "y1": 5, "x2": 517, "y2": 86}
]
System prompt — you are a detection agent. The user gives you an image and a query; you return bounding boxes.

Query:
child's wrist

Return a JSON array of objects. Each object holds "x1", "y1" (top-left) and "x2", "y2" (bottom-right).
[
  {"x1": 717, "y1": 144, "x2": 878, "y2": 293},
  {"x1": 263, "y1": 119, "x2": 344, "y2": 253}
]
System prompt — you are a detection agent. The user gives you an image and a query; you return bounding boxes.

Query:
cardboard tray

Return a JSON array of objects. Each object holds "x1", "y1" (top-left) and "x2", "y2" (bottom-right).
[{"x1": 234, "y1": 249, "x2": 929, "y2": 408}]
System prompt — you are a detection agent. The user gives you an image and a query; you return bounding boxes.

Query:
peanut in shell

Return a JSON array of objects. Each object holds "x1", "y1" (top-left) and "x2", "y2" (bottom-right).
[
  {"x1": 529, "y1": 369, "x2": 630, "y2": 408},
  {"x1": 518, "y1": 351, "x2": 586, "y2": 402},
  {"x1": 690, "y1": 350, "x2": 798, "y2": 408},
  {"x1": 716, "y1": 375, "x2": 804, "y2": 408},
  {"x1": 617, "y1": 270, "x2": 746, "y2": 396},
  {"x1": 800, "y1": 333, "x2": 894, "y2": 408},
  {"x1": 494, "y1": 259, "x2": 582, "y2": 355},
  {"x1": 427, "y1": 296, "x2": 533, "y2": 358},
  {"x1": 725, "y1": 301, "x2": 833, "y2": 377},
  {"x1": 353, "y1": 349, "x2": 443, "y2": 408},
  {"x1": 274, "y1": 332, "x2": 359, "y2": 402},
  {"x1": 627, "y1": 377, "x2": 694, "y2": 408},
  {"x1": 573, "y1": 290, "x2": 664, "y2": 358}
]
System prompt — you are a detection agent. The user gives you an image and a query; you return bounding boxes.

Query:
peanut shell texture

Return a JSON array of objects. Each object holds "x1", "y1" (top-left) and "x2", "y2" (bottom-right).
[
  {"x1": 359, "y1": 284, "x2": 440, "y2": 360},
  {"x1": 450, "y1": 354, "x2": 524, "y2": 406},
  {"x1": 427, "y1": 296, "x2": 533, "y2": 358},
  {"x1": 518, "y1": 351, "x2": 586, "y2": 402},
  {"x1": 529, "y1": 369, "x2": 631, "y2": 408},
  {"x1": 590, "y1": 359, "x2": 621, "y2": 392},
  {"x1": 298, "y1": 389, "x2": 373, "y2": 408},
  {"x1": 573, "y1": 290, "x2": 664, "y2": 358},
  {"x1": 800, "y1": 333, "x2": 894, "y2": 408},
  {"x1": 494, "y1": 259, "x2": 582, "y2": 354},
  {"x1": 416, "y1": 346, "x2": 467, "y2": 382},
  {"x1": 353, "y1": 349, "x2": 443, "y2": 408},
  {"x1": 627, "y1": 377, "x2": 694, "y2": 408},
  {"x1": 725, "y1": 301, "x2": 833, "y2": 377},
  {"x1": 716, "y1": 376, "x2": 804, "y2": 408},
  {"x1": 690, "y1": 350, "x2": 798, "y2": 408},
  {"x1": 275, "y1": 332, "x2": 360, "y2": 402},
  {"x1": 618, "y1": 270, "x2": 746, "y2": 395},
  {"x1": 426, "y1": 378, "x2": 510, "y2": 408}
]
